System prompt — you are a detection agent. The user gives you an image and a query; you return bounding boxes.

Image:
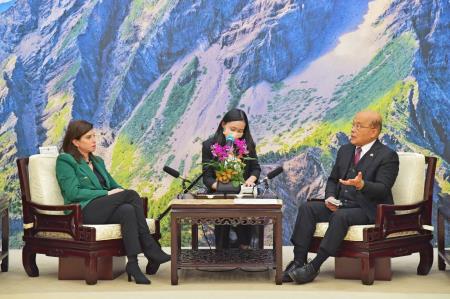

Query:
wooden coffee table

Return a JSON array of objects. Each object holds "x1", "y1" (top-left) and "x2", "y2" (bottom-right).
[{"x1": 170, "y1": 198, "x2": 283, "y2": 285}]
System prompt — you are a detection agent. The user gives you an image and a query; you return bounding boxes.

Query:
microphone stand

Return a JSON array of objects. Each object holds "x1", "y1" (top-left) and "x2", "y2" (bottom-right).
[
  {"x1": 176, "y1": 177, "x2": 191, "y2": 199},
  {"x1": 178, "y1": 165, "x2": 211, "y2": 198},
  {"x1": 260, "y1": 178, "x2": 276, "y2": 198},
  {"x1": 183, "y1": 171, "x2": 205, "y2": 194}
]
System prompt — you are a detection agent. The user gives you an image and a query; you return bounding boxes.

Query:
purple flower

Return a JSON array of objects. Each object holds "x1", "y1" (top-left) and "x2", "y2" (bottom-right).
[
  {"x1": 234, "y1": 138, "x2": 249, "y2": 157},
  {"x1": 211, "y1": 143, "x2": 231, "y2": 161}
]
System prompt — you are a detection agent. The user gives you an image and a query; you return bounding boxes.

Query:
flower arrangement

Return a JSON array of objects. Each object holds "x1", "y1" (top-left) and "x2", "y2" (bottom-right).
[{"x1": 206, "y1": 138, "x2": 252, "y2": 187}]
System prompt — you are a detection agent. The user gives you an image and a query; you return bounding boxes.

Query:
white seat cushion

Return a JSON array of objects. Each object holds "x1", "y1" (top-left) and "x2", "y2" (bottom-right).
[
  {"x1": 35, "y1": 218, "x2": 156, "y2": 240},
  {"x1": 313, "y1": 222, "x2": 434, "y2": 241}
]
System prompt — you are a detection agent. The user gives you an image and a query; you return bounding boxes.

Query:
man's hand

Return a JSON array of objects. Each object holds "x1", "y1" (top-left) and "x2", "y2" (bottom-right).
[
  {"x1": 339, "y1": 171, "x2": 365, "y2": 190},
  {"x1": 324, "y1": 196, "x2": 341, "y2": 212},
  {"x1": 325, "y1": 201, "x2": 338, "y2": 212},
  {"x1": 108, "y1": 188, "x2": 124, "y2": 195}
]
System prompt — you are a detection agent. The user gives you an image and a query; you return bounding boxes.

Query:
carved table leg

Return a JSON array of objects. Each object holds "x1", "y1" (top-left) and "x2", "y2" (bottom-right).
[
  {"x1": 274, "y1": 213, "x2": 283, "y2": 285},
  {"x1": 171, "y1": 213, "x2": 179, "y2": 285}
]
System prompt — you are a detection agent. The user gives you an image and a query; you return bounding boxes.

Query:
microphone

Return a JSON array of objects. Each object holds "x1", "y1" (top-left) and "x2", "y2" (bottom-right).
[
  {"x1": 266, "y1": 166, "x2": 283, "y2": 180},
  {"x1": 225, "y1": 134, "x2": 235, "y2": 148},
  {"x1": 163, "y1": 165, "x2": 180, "y2": 178},
  {"x1": 163, "y1": 165, "x2": 191, "y2": 183},
  {"x1": 163, "y1": 165, "x2": 192, "y2": 198},
  {"x1": 259, "y1": 166, "x2": 283, "y2": 183}
]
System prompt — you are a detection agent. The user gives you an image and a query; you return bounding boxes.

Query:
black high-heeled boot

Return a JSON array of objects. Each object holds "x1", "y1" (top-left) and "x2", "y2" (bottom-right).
[
  {"x1": 126, "y1": 256, "x2": 150, "y2": 285},
  {"x1": 141, "y1": 234, "x2": 171, "y2": 265},
  {"x1": 146, "y1": 259, "x2": 160, "y2": 275}
]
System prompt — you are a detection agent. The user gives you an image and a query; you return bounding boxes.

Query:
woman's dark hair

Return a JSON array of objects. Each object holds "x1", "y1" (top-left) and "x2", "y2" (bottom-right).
[
  {"x1": 61, "y1": 120, "x2": 94, "y2": 162},
  {"x1": 213, "y1": 108, "x2": 256, "y2": 155}
]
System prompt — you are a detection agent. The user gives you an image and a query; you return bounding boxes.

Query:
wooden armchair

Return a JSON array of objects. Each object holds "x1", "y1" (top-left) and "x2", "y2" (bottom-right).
[
  {"x1": 17, "y1": 154, "x2": 163, "y2": 285},
  {"x1": 308, "y1": 153, "x2": 437, "y2": 285}
]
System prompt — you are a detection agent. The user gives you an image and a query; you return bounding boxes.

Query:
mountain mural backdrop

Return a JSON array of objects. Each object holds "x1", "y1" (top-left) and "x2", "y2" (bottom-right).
[{"x1": 0, "y1": 0, "x2": 449, "y2": 247}]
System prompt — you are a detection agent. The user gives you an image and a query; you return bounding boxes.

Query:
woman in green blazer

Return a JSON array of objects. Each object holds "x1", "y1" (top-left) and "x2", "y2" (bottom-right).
[{"x1": 56, "y1": 120, "x2": 170, "y2": 284}]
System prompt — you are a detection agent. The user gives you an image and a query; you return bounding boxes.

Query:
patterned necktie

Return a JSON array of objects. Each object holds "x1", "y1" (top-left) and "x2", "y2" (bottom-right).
[{"x1": 354, "y1": 147, "x2": 362, "y2": 165}]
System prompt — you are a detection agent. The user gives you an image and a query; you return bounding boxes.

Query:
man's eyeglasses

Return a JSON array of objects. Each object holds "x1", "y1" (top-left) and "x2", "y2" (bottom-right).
[{"x1": 351, "y1": 123, "x2": 373, "y2": 130}]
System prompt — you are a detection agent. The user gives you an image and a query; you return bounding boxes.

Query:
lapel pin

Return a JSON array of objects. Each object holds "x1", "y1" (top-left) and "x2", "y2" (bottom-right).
[{"x1": 370, "y1": 153, "x2": 374, "y2": 157}]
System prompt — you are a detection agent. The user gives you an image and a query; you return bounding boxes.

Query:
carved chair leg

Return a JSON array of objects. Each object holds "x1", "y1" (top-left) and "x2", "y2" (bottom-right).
[
  {"x1": 361, "y1": 257, "x2": 375, "y2": 285},
  {"x1": 22, "y1": 245, "x2": 39, "y2": 277},
  {"x1": 417, "y1": 243, "x2": 433, "y2": 275},
  {"x1": 84, "y1": 255, "x2": 98, "y2": 285}
]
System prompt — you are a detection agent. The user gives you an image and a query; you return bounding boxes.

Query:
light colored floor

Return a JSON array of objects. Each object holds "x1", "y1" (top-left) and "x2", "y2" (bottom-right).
[{"x1": 0, "y1": 247, "x2": 449, "y2": 299}]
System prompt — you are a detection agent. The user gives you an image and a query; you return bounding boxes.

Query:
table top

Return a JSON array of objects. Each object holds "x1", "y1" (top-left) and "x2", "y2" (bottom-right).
[{"x1": 170, "y1": 198, "x2": 282, "y2": 209}]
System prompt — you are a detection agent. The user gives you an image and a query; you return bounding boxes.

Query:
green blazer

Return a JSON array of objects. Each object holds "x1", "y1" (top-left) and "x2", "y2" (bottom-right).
[{"x1": 55, "y1": 153, "x2": 122, "y2": 209}]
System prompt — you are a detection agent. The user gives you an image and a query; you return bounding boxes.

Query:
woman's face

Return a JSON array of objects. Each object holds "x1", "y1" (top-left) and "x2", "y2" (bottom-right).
[
  {"x1": 72, "y1": 129, "x2": 96, "y2": 155},
  {"x1": 222, "y1": 120, "x2": 246, "y2": 139}
]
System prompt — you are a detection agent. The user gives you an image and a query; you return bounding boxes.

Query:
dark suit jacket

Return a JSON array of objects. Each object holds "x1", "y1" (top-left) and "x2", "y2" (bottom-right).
[
  {"x1": 325, "y1": 140, "x2": 399, "y2": 222},
  {"x1": 56, "y1": 153, "x2": 122, "y2": 209},
  {"x1": 202, "y1": 137, "x2": 261, "y2": 192}
]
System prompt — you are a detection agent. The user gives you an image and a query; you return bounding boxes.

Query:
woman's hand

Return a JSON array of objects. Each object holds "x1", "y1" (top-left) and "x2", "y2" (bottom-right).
[
  {"x1": 108, "y1": 188, "x2": 124, "y2": 195},
  {"x1": 244, "y1": 176, "x2": 257, "y2": 187}
]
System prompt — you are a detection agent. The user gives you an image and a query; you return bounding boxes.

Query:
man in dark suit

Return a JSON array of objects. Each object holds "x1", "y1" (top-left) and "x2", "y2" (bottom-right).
[{"x1": 284, "y1": 111, "x2": 399, "y2": 284}]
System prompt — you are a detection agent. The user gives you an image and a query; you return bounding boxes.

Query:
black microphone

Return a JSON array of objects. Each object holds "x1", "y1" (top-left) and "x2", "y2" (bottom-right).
[
  {"x1": 163, "y1": 165, "x2": 180, "y2": 178},
  {"x1": 163, "y1": 165, "x2": 191, "y2": 199},
  {"x1": 258, "y1": 166, "x2": 283, "y2": 185},
  {"x1": 267, "y1": 166, "x2": 283, "y2": 179}
]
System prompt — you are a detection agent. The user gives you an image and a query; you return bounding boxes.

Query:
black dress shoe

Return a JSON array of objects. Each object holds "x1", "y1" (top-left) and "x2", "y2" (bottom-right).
[
  {"x1": 282, "y1": 260, "x2": 304, "y2": 283},
  {"x1": 288, "y1": 263, "x2": 319, "y2": 284}
]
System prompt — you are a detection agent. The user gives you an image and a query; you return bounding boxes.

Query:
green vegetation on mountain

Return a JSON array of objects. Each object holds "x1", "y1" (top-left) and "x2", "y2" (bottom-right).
[
  {"x1": 110, "y1": 73, "x2": 172, "y2": 189},
  {"x1": 53, "y1": 61, "x2": 81, "y2": 92},
  {"x1": 140, "y1": 56, "x2": 200, "y2": 163},
  {"x1": 119, "y1": 0, "x2": 176, "y2": 41},
  {"x1": 326, "y1": 32, "x2": 417, "y2": 122},
  {"x1": 259, "y1": 33, "x2": 418, "y2": 170},
  {"x1": 227, "y1": 75, "x2": 244, "y2": 110},
  {"x1": 44, "y1": 92, "x2": 73, "y2": 145}
]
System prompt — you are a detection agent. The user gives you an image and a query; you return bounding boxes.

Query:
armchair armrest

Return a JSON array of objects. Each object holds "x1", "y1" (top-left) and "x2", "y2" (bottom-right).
[
  {"x1": 149, "y1": 206, "x2": 171, "y2": 241},
  {"x1": 374, "y1": 201, "x2": 429, "y2": 239},
  {"x1": 25, "y1": 201, "x2": 83, "y2": 239}
]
